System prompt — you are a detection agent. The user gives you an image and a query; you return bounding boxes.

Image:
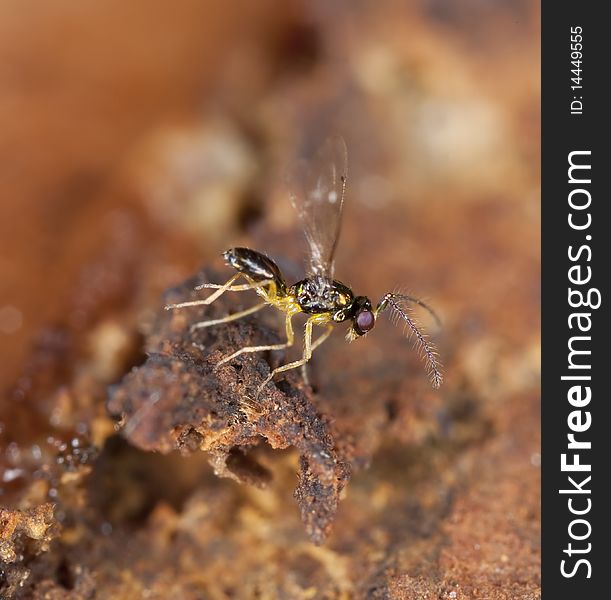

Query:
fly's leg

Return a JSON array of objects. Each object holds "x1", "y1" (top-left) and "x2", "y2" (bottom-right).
[
  {"x1": 187, "y1": 276, "x2": 278, "y2": 331},
  {"x1": 196, "y1": 274, "x2": 275, "y2": 305},
  {"x1": 215, "y1": 311, "x2": 296, "y2": 368},
  {"x1": 165, "y1": 273, "x2": 240, "y2": 309},
  {"x1": 256, "y1": 318, "x2": 314, "y2": 395},
  {"x1": 311, "y1": 324, "x2": 333, "y2": 352},
  {"x1": 257, "y1": 317, "x2": 332, "y2": 395},
  {"x1": 190, "y1": 302, "x2": 266, "y2": 331},
  {"x1": 300, "y1": 324, "x2": 333, "y2": 387},
  {"x1": 194, "y1": 281, "x2": 269, "y2": 292},
  {"x1": 164, "y1": 274, "x2": 274, "y2": 310}
]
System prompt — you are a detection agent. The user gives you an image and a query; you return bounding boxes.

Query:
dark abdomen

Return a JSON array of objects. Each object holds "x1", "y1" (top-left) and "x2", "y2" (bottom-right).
[{"x1": 223, "y1": 247, "x2": 286, "y2": 293}]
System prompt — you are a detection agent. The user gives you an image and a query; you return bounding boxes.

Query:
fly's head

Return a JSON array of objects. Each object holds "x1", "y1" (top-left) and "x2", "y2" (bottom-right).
[{"x1": 342, "y1": 296, "x2": 375, "y2": 341}]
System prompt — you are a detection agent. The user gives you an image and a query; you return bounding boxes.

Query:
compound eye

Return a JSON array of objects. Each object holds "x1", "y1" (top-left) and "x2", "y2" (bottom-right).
[{"x1": 355, "y1": 309, "x2": 375, "y2": 334}]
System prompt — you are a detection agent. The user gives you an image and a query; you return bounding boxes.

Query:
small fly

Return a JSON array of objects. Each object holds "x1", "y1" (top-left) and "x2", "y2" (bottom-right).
[{"x1": 166, "y1": 136, "x2": 442, "y2": 393}]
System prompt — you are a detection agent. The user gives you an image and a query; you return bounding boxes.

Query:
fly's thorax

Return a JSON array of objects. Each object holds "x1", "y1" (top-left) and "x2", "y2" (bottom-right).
[{"x1": 290, "y1": 277, "x2": 354, "y2": 315}]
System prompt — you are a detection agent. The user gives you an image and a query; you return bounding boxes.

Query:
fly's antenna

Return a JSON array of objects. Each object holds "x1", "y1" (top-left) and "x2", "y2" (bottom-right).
[
  {"x1": 391, "y1": 292, "x2": 442, "y2": 328},
  {"x1": 376, "y1": 293, "x2": 443, "y2": 389}
]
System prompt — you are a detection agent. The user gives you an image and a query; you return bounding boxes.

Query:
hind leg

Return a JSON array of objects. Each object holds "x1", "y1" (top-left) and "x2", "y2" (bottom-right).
[
  {"x1": 165, "y1": 274, "x2": 273, "y2": 310},
  {"x1": 186, "y1": 276, "x2": 280, "y2": 332},
  {"x1": 190, "y1": 302, "x2": 266, "y2": 331}
]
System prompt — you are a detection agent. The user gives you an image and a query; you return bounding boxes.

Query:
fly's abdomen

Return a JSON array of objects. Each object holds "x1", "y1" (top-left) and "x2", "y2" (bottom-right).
[{"x1": 223, "y1": 248, "x2": 286, "y2": 294}]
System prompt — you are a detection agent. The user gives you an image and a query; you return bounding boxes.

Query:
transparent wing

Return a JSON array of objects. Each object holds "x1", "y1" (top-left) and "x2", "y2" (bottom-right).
[{"x1": 286, "y1": 135, "x2": 348, "y2": 278}]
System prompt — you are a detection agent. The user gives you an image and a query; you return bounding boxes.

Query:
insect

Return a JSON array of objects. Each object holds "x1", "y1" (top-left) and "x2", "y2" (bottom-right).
[{"x1": 165, "y1": 136, "x2": 442, "y2": 394}]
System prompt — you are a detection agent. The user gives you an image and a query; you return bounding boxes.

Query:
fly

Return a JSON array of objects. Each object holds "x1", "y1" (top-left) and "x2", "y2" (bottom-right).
[{"x1": 165, "y1": 136, "x2": 442, "y2": 393}]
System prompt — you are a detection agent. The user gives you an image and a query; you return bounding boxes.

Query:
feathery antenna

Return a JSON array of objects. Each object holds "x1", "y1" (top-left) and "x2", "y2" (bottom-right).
[{"x1": 376, "y1": 293, "x2": 443, "y2": 389}]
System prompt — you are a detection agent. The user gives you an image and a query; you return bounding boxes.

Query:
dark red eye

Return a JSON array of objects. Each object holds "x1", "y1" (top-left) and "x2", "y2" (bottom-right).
[{"x1": 355, "y1": 309, "x2": 375, "y2": 334}]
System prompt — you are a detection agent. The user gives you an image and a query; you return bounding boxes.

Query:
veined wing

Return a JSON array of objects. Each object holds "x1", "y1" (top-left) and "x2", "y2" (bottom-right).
[{"x1": 286, "y1": 135, "x2": 348, "y2": 279}]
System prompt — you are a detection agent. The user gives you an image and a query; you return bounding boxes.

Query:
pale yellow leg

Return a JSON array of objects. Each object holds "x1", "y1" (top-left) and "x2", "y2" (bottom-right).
[
  {"x1": 258, "y1": 318, "x2": 333, "y2": 394},
  {"x1": 300, "y1": 324, "x2": 333, "y2": 386},
  {"x1": 195, "y1": 280, "x2": 273, "y2": 292},
  {"x1": 165, "y1": 274, "x2": 273, "y2": 310},
  {"x1": 311, "y1": 324, "x2": 333, "y2": 352},
  {"x1": 216, "y1": 311, "x2": 296, "y2": 368},
  {"x1": 165, "y1": 274, "x2": 240, "y2": 309},
  {"x1": 190, "y1": 302, "x2": 266, "y2": 331}
]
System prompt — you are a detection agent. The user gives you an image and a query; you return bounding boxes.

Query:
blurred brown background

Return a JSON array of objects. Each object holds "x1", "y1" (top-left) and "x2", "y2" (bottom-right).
[{"x1": 1, "y1": 1, "x2": 539, "y2": 598}]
